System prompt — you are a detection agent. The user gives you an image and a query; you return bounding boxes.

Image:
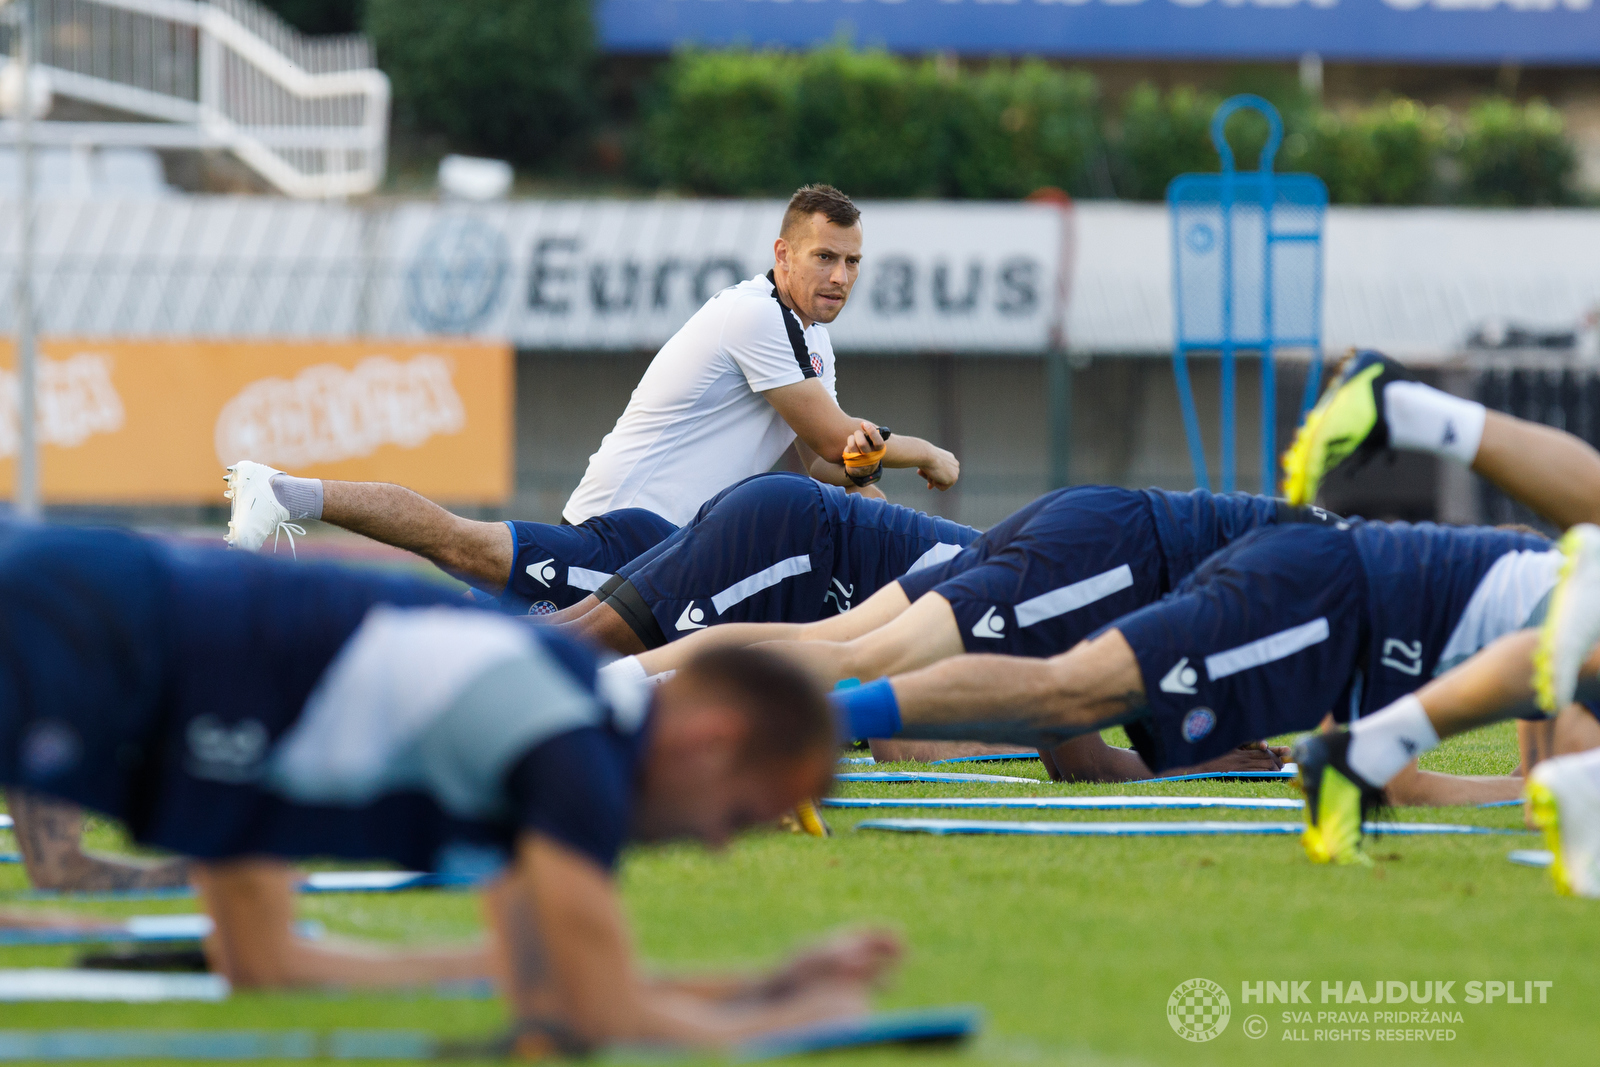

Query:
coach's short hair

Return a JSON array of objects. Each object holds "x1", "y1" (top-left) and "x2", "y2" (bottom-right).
[
  {"x1": 781, "y1": 184, "x2": 861, "y2": 240},
  {"x1": 678, "y1": 646, "x2": 834, "y2": 766}
]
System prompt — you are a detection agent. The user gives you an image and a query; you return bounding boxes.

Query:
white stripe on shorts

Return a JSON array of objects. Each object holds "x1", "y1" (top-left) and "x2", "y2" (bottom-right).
[
  {"x1": 566, "y1": 566, "x2": 610, "y2": 592},
  {"x1": 712, "y1": 554, "x2": 813, "y2": 615},
  {"x1": 1204, "y1": 617, "x2": 1330, "y2": 681},
  {"x1": 906, "y1": 541, "x2": 965, "y2": 575},
  {"x1": 1015, "y1": 564, "x2": 1134, "y2": 629}
]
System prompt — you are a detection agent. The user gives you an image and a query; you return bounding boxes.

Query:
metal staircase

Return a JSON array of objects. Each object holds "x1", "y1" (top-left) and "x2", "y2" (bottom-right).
[{"x1": 3, "y1": 0, "x2": 388, "y2": 198}]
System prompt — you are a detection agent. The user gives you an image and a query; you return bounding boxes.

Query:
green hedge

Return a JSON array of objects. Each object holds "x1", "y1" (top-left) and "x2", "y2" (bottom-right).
[
  {"x1": 644, "y1": 49, "x2": 1106, "y2": 199},
  {"x1": 1458, "y1": 98, "x2": 1578, "y2": 206},
  {"x1": 366, "y1": 0, "x2": 596, "y2": 167}
]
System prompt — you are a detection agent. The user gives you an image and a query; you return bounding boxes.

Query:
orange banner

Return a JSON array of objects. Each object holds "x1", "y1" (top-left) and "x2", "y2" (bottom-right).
[{"x1": 0, "y1": 339, "x2": 513, "y2": 504}]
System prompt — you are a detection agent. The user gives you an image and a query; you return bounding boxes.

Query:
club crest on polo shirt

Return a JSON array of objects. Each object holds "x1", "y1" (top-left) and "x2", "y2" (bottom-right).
[
  {"x1": 1181, "y1": 707, "x2": 1216, "y2": 743},
  {"x1": 810, "y1": 351, "x2": 824, "y2": 377},
  {"x1": 528, "y1": 600, "x2": 559, "y2": 616}
]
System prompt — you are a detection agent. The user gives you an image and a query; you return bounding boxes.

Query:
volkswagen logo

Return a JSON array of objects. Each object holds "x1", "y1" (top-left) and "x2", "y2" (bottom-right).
[{"x1": 406, "y1": 215, "x2": 510, "y2": 333}]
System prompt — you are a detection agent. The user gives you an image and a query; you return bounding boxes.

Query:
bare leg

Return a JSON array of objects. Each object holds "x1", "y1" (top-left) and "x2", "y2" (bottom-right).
[
  {"x1": 552, "y1": 602, "x2": 647, "y2": 656},
  {"x1": 543, "y1": 595, "x2": 600, "y2": 625},
  {"x1": 889, "y1": 629, "x2": 1147, "y2": 747},
  {"x1": 1473, "y1": 411, "x2": 1600, "y2": 529},
  {"x1": 320, "y1": 480, "x2": 513, "y2": 592},
  {"x1": 194, "y1": 857, "x2": 491, "y2": 989},
  {"x1": 771, "y1": 593, "x2": 967, "y2": 688},
  {"x1": 634, "y1": 582, "x2": 915, "y2": 677},
  {"x1": 7, "y1": 790, "x2": 190, "y2": 891},
  {"x1": 1410, "y1": 630, "x2": 1543, "y2": 740},
  {"x1": 1383, "y1": 762, "x2": 1523, "y2": 806},
  {"x1": 1554, "y1": 703, "x2": 1600, "y2": 756}
]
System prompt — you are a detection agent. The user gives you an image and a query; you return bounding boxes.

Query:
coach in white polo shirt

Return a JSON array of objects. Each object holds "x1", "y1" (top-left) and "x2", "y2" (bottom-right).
[{"x1": 564, "y1": 185, "x2": 959, "y2": 527}]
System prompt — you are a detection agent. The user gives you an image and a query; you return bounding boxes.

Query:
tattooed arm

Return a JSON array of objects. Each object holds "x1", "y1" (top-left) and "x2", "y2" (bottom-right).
[
  {"x1": 496, "y1": 833, "x2": 895, "y2": 1056},
  {"x1": 6, "y1": 789, "x2": 190, "y2": 892}
]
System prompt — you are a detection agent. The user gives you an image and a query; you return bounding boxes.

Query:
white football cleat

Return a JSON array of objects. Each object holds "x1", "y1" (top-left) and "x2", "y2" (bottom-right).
[
  {"x1": 1534, "y1": 524, "x2": 1600, "y2": 714},
  {"x1": 223, "y1": 461, "x2": 303, "y2": 554},
  {"x1": 1526, "y1": 750, "x2": 1600, "y2": 898}
]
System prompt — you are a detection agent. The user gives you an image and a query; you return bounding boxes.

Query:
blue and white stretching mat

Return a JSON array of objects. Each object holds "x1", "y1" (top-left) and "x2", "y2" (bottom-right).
[
  {"x1": 0, "y1": 917, "x2": 325, "y2": 948},
  {"x1": 0, "y1": 1007, "x2": 981, "y2": 1060},
  {"x1": 0, "y1": 970, "x2": 230, "y2": 1003},
  {"x1": 856, "y1": 818, "x2": 1513, "y2": 837},
  {"x1": 826, "y1": 796, "x2": 1302, "y2": 812},
  {"x1": 835, "y1": 771, "x2": 1041, "y2": 786},
  {"x1": 1508, "y1": 849, "x2": 1555, "y2": 868}
]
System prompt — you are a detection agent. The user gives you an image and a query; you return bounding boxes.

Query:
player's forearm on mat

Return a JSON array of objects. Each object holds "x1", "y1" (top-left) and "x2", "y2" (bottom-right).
[
  {"x1": 637, "y1": 623, "x2": 808, "y2": 674},
  {"x1": 7, "y1": 791, "x2": 191, "y2": 891},
  {"x1": 264, "y1": 935, "x2": 493, "y2": 989},
  {"x1": 1473, "y1": 411, "x2": 1600, "y2": 529}
]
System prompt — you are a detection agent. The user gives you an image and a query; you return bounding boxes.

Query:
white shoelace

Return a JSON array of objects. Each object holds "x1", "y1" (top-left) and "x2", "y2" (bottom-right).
[{"x1": 272, "y1": 521, "x2": 308, "y2": 558}]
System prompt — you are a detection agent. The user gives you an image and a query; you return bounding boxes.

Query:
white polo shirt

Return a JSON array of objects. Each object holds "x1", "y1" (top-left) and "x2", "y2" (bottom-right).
[{"x1": 564, "y1": 272, "x2": 838, "y2": 527}]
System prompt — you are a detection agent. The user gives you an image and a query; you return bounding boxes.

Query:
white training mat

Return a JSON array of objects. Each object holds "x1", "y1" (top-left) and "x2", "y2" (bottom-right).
[
  {"x1": 835, "y1": 771, "x2": 1042, "y2": 786},
  {"x1": 856, "y1": 818, "x2": 1508, "y2": 837},
  {"x1": 0, "y1": 970, "x2": 230, "y2": 1002},
  {"x1": 1508, "y1": 849, "x2": 1555, "y2": 868},
  {"x1": 826, "y1": 796, "x2": 1302, "y2": 811},
  {"x1": 0, "y1": 915, "x2": 212, "y2": 948},
  {"x1": 301, "y1": 871, "x2": 433, "y2": 892}
]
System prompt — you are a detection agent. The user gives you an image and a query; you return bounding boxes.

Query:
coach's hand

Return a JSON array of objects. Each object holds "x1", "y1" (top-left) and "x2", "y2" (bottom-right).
[{"x1": 917, "y1": 447, "x2": 960, "y2": 491}]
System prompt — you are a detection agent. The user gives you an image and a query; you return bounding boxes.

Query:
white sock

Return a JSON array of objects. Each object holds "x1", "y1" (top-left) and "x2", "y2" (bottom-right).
[
  {"x1": 269, "y1": 474, "x2": 324, "y2": 521},
  {"x1": 1384, "y1": 381, "x2": 1486, "y2": 465},
  {"x1": 599, "y1": 655, "x2": 647, "y2": 687},
  {"x1": 1347, "y1": 695, "x2": 1442, "y2": 787}
]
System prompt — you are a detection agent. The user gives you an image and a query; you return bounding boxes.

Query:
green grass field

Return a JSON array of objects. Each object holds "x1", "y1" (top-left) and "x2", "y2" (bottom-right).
[{"x1": 3, "y1": 722, "x2": 1595, "y2": 1066}]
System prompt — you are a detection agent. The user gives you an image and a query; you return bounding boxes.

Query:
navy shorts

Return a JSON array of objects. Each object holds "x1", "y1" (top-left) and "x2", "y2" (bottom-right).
[
  {"x1": 501, "y1": 509, "x2": 676, "y2": 615},
  {"x1": 1112, "y1": 524, "x2": 1369, "y2": 772},
  {"x1": 897, "y1": 487, "x2": 1167, "y2": 658},
  {"x1": 602, "y1": 474, "x2": 972, "y2": 649},
  {"x1": 604, "y1": 476, "x2": 841, "y2": 648}
]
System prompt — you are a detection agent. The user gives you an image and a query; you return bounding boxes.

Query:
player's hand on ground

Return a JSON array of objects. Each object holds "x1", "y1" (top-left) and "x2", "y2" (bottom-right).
[
  {"x1": 1185, "y1": 742, "x2": 1288, "y2": 775},
  {"x1": 762, "y1": 929, "x2": 903, "y2": 999},
  {"x1": 918, "y1": 447, "x2": 960, "y2": 491}
]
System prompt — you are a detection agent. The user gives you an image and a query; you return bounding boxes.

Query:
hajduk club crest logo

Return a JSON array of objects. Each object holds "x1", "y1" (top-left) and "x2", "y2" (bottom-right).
[{"x1": 1167, "y1": 978, "x2": 1230, "y2": 1042}]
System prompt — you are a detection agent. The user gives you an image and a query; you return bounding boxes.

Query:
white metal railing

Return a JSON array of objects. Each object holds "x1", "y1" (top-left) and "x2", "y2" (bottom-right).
[{"x1": 4, "y1": 0, "x2": 388, "y2": 198}]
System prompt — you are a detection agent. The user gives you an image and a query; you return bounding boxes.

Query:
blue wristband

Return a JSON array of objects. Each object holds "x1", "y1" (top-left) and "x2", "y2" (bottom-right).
[{"x1": 829, "y1": 677, "x2": 903, "y2": 742}]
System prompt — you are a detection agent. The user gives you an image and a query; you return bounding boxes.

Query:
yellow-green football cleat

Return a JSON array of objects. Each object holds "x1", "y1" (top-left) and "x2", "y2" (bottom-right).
[
  {"x1": 1293, "y1": 732, "x2": 1382, "y2": 866},
  {"x1": 789, "y1": 799, "x2": 833, "y2": 838},
  {"x1": 1533, "y1": 524, "x2": 1600, "y2": 715},
  {"x1": 1281, "y1": 350, "x2": 1414, "y2": 506},
  {"x1": 1526, "y1": 753, "x2": 1600, "y2": 897}
]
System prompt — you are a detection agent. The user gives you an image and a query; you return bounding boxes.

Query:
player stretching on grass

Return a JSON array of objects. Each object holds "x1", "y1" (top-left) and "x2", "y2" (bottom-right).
[
  {"x1": 1289, "y1": 522, "x2": 1600, "y2": 888},
  {"x1": 619, "y1": 353, "x2": 1600, "y2": 792},
  {"x1": 825, "y1": 351, "x2": 1600, "y2": 832},
  {"x1": 0, "y1": 521, "x2": 899, "y2": 1053}
]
